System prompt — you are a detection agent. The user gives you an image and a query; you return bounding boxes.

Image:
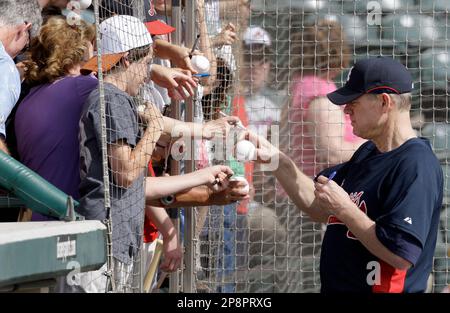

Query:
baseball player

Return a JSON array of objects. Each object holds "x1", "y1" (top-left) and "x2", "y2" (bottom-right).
[{"x1": 247, "y1": 57, "x2": 443, "y2": 293}]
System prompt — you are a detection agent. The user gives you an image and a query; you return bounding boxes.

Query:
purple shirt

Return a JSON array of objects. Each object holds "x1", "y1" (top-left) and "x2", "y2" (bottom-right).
[{"x1": 15, "y1": 75, "x2": 98, "y2": 219}]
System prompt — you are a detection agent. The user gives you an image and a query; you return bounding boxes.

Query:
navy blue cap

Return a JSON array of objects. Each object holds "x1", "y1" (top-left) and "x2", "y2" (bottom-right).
[{"x1": 327, "y1": 57, "x2": 413, "y2": 105}]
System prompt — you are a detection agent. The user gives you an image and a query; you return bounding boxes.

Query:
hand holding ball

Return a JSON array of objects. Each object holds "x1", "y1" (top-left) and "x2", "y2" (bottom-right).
[
  {"x1": 191, "y1": 55, "x2": 210, "y2": 74},
  {"x1": 66, "y1": 11, "x2": 82, "y2": 26},
  {"x1": 66, "y1": 1, "x2": 92, "y2": 26},
  {"x1": 235, "y1": 140, "x2": 256, "y2": 162},
  {"x1": 229, "y1": 176, "x2": 250, "y2": 194}
]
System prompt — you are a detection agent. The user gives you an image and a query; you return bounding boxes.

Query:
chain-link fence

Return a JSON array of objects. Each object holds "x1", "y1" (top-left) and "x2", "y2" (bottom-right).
[{"x1": 89, "y1": 0, "x2": 449, "y2": 293}]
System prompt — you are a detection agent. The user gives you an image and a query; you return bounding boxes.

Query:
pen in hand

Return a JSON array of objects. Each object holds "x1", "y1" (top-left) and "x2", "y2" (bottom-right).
[
  {"x1": 218, "y1": 111, "x2": 246, "y2": 130},
  {"x1": 193, "y1": 73, "x2": 210, "y2": 77},
  {"x1": 189, "y1": 34, "x2": 201, "y2": 58},
  {"x1": 328, "y1": 171, "x2": 337, "y2": 182},
  {"x1": 211, "y1": 173, "x2": 234, "y2": 186}
]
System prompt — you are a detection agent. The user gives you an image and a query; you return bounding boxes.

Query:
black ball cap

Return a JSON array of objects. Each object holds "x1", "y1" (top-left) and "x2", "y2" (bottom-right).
[{"x1": 327, "y1": 56, "x2": 413, "y2": 105}]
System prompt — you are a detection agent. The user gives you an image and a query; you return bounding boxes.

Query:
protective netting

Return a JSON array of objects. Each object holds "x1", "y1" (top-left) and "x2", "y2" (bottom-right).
[
  {"x1": 77, "y1": 0, "x2": 164, "y2": 292},
  {"x1": 90, "y1": 0, "x2": 450, "y2": 293}
]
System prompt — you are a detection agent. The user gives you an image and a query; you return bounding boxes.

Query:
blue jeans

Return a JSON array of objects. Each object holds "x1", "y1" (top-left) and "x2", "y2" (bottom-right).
[{"x1": 203, "y1": 203, "x2": 248, "y2": 293}]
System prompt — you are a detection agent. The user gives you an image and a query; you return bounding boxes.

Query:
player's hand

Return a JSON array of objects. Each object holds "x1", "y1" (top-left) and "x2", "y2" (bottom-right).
[
  {"x1": 202, "y1": 116, "x2": 242, "y2": 140},
  {"x1": 150, "y1": 64, "x2": 198, "y2": 100},
  {"x1": 160, "y1": 231, "x2": 182, "y2": 272},
  {"x1": 314, "y1": 175, "x2": 357, "y2": 217},
  {"x1": 245, "y1": 130, "x2": 280, "y2": 164},
  {"x1": 213, "y1": 23, "x2": 237, "y2": 47}
]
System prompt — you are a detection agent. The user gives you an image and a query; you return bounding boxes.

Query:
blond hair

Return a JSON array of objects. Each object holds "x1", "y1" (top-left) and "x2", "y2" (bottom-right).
[
  {"x1": 25, "y1": 16, "x2": 95, "y2": 84},
  {"x1": 290, "y1": 19, "x2": 350, "y2": 76}
]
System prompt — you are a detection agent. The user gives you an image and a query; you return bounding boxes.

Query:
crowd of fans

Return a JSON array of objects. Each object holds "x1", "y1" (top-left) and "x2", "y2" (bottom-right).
[{"x1": 0, "y1": 0, "x2": 447, "y2": 293}]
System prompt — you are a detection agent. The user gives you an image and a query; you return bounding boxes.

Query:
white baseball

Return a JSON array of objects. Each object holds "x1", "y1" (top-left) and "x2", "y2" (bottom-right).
[
  {"x1": 66, "y1": 11, "x2": 82, "y2": 26},
  {"x1": 229, "y1": 176, "x2": 250, "y2": 193},
  {"x1": 191, "y1": 55, "x2": 210, "y2": 73},
  {"x1": 78, "y1": 0, "x2": 92, "y2": 10},
  {"x1": 235, "y1": 140, "x2": 256, "y2": 162}
]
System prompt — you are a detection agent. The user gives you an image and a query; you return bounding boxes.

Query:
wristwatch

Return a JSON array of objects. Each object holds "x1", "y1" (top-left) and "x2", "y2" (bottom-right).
[{"x1": 160, "y1": 194, "x2": 175, "y2": 206}]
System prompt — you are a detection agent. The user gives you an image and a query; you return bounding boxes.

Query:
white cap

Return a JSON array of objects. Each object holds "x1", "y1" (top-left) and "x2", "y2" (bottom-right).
[
  {"x1": 243, "y1": 26, "x2": 271, "y2": 46},
  {"x1": 100, "y1": 15, "x2": 153, "y2": 54}
]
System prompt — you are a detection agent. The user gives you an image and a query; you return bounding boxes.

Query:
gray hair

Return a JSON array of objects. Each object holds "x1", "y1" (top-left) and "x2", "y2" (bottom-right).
[
  {"x1": 391, "y1": 93, "x2": 412, "y2": 111},
  {"x1": 0, "y1": 0, "x2": 42, "y2": 38},
  {"x1": 0, "y1": 0, "x2": 24, "y2": 26},
  {"x1": 368, "y1": 92, "x2": 412, "y2": 111}
]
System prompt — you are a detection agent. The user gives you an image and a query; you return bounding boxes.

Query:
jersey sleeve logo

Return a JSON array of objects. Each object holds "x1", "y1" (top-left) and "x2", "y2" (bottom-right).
[{"x1": 327, "y1": 191, "x2": 367, "y2": 240}]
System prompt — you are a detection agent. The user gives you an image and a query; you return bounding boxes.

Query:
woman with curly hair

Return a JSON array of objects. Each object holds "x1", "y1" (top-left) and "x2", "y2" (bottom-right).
[
  {"x1": 281, "y1": 19, "x2": 365, "y2": 178},
  {"x1": 13, "y1": 16, "x2": 97, "y2": 221}
]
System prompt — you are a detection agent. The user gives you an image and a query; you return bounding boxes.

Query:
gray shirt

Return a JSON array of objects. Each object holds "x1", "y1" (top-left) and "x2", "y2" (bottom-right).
[{"x1": 78, "y1": 83, "x2": 145, "y2": 265}]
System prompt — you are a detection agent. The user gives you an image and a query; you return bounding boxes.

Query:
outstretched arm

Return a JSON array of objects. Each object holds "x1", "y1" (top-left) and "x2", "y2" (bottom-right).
[
  {"x1": 146, "y1": 180, "x2": 249, "y2": 208},
  {"x1": 162, "y1": 115, "x2": 241, "y2": 140},
  {"x1": 153, "y1": 39, "x2": 198, "y2": 73},
  {"x1": 248, "y1": 130, "x2": 330, "y2": 223},
  {"x1": 144, "y1": 165, "x2": 234, "y2": 200},
  {"x1": 275, "y1": 153, "x2": 330, "y2": 223},
  {"x1": 196, "y1": 0, "x2": 217, "y2": 92}
]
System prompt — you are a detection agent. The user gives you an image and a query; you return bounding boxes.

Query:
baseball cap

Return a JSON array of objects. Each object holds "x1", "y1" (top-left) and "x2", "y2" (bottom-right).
[
  {"x1": 145, "y1": 20, "x2": 175, "y2": 35},
  {"x1": 327, "y1": 56, "x2": 413, "y2": 105},
  {"x1": 82, "y1": 15, "x2": 153, "y2": 73},
  {"x1": 243, "y1": 26, "x2": 271, "y2": 46},
  {"x1": 101, "y1": 15, "x2": 153, "y2": 54}
]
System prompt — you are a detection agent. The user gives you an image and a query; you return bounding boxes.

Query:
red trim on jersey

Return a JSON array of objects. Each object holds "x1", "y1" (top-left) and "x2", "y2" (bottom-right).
[{"x1": 372, "y1": 260, "x2": 407, "y2": 293}]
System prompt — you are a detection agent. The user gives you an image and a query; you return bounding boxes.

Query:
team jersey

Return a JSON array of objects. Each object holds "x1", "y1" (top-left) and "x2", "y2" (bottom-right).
[{"x1": 319, "y1": 138, "x2": 443, "y2": 293}]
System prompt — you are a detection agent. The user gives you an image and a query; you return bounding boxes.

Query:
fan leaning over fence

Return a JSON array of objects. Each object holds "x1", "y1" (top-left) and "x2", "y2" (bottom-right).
[{"x1": 77, "y1": 14, "x2": 249, "y2": 292}]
